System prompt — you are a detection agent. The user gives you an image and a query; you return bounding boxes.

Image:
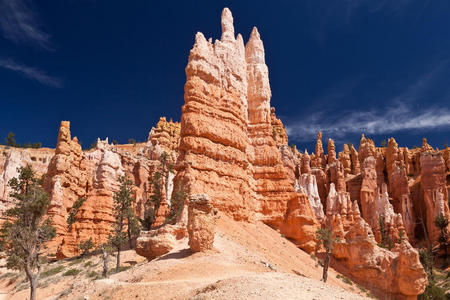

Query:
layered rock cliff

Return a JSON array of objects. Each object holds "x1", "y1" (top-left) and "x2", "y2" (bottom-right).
[{"x1": 41, "y1": 118, "x2": 180, "y2": 257}]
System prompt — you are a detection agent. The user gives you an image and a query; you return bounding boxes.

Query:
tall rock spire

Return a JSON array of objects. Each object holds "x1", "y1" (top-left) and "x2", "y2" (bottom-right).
[
  {"x1": 246, "y1": 26, "x2": 271, "y2": 125},
  {"x1": 245, "y1": 27, "x2": 265, "y2": 64},
  {"x1": 221, "y1": 8, "x2": 235, "y2": 42},
  {"x1": 327, "y1": 138, "x2": 337, "y2": 164}
]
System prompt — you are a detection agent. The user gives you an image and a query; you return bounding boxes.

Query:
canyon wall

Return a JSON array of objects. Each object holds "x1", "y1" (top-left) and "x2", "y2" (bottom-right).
[{"x1": 0, "y1": 118, "x2": 180, "y2": 258}]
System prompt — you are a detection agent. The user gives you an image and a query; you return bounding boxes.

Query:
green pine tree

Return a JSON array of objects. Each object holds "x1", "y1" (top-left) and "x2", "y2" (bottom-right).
[
  {"x1": 0, "y1": 165, "x2": 56, "y2": 300},
  {"x1": 316, "y1": 228, "x2": 339, "y2": 282},
  {"x1": 109, "y1": 175, "x2": 136, "y2": 272}
]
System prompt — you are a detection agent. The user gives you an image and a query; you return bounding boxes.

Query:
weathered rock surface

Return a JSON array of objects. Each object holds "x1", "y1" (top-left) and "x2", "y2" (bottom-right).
[
  {"x1": 332, "y1": 214, "x2": 427, "y2": 299},
  {"x1": 296, "y1": 173, "x2": 324, "y2": 221},
  {"x1": 420, "y1": 151, "x2": 450, "y2": 244},
  {"x1": 175, "y1": 8, "x2": 299, "y2": 233},
  {"x1": 338, "y1": 144, "x2": 351, "y2": 175},
  {"x1": 175, "y1": 8, "x2": 256, "y2": 221},
  {"x1": 187, "y1": 194, "x2": 217, "y2": 252},
  {"x1": 38, "y1": 120, "x2": 180, "y2": 258},
  {"x1": 281, "y1": 193, "x2": 320, "y2": 252},
  {"x1": 135, "y1": 226, "x2": 177, "y2": 259},
  {"x1": 0, "y1": 146, "x2": 54, "y2": 213},
  {"x1": 147, "y1": 117, "x2": 181, "y2": 152},
  {"x1": 312, "y1": 132, "x2": 326, "y2": 169},
  {"x1": 360, "y1": 156, "x2": 404, "y2": 245}
]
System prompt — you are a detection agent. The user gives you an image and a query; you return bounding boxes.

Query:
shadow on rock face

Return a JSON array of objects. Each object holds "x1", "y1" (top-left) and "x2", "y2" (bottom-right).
[{"x1": 156, "y1": 248, "x2": 192, "y2": 261}]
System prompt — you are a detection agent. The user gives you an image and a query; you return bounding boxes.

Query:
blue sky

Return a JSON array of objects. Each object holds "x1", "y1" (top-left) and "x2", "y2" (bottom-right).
[{"x1": 0, "y1": 0, "x2": 449, "y2": 152}]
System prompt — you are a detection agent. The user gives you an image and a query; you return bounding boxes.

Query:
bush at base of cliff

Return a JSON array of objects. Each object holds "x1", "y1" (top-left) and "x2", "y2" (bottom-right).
[{"x1": 418, "y1": 282, "x2": 447, "y2": 300}]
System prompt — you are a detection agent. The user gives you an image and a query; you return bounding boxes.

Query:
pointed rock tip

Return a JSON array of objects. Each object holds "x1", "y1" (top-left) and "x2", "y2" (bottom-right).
[
  {"x1": 221, "y1": 7, "x2": 235, "y2": 41},
  {"x1": 195, "y1": 32, "x2": 207, "y2": 43},
  {"x1": 250, "y1": 26, "x2": 260, "y2": 39},
  {"x1": 60, "y1": 120, "x2": 70, "y2": 128},
  {"x1": 222, "y1": 7, "x2": 232, "y2": 19}
]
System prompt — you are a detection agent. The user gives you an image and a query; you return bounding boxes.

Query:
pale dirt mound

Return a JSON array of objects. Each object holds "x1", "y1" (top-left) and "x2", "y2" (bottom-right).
[
  {"x1": 192, "y1": 273, "x2": 365, "y2": 300},
  {"x1": 0, "y1": 214, "x2": 371, "y2": 299}
]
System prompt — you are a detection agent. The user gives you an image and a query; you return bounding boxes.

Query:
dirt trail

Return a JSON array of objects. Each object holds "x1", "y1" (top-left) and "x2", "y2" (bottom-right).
[{"x1": 0, "y1": 290, "x2": 8, "y2": 300}]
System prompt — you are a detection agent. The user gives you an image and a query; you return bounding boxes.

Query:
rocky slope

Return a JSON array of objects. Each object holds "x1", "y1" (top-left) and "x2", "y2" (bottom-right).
[
  {"x1": 1, "y1": 6, "x2": 449, "y2": 300},
  {"x1": 0, "y1": 214, "x2": 372, "y2": 300}
]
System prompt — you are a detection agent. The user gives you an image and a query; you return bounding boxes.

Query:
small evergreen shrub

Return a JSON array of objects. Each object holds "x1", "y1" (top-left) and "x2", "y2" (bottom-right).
[
  {"x1": 63, "y1": 268, "x2": 81, "y2": 276},
  {"x1": 41, "y1": 265, "x2": 64, "y2": 278}
]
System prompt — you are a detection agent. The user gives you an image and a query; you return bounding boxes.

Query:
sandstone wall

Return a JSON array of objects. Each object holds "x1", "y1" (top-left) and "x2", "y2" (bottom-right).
[
  {"x1": 37, "y1": 119, "x2": 180, "y2": 258},
  {"x1": 0, "y1": 146, "x2": 54, "y2": 213}
]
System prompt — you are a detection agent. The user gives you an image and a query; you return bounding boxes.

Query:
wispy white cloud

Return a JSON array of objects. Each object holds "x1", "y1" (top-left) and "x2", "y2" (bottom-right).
[
  {"x1": 0, "y1": 58, "x2": 62, "y2": 88},
  {"x1": 286, "y1": 104, "x2": 450, "y2": 142},
  {"x1": 0, "y1": 0, "x2": 53, "y2": 50},
  {"x1": 285, "y1": 62, "x2": 450, "y2": 142}
]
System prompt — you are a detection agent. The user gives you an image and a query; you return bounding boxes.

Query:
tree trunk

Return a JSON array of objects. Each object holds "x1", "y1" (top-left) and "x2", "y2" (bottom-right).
[
  {"x1": 102, "y1": 246, "x2": 108, "y2": 278},
  {"x1": 29, "y1": 277, "x2": 37, "y2": 300},
  {"x1": 127, "y1": 218, "x2": 133, "y2": 250},
  {"x1": 25, "y1": 265, "x2": 37, "y2": 300},
  {"x1": 116, "y1": 247, "x2": 121, "y2": 272},
  {"x1": 322, "y1": 251, "x2": 330, "y2": 282}
]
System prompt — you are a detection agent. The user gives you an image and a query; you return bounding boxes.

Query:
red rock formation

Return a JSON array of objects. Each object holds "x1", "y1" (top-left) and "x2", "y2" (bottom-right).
[
  {"x1": 327, "y1": 161, "x2": 346, "y2": 193},
  {"x1": 246, "y1": 26, "x2": 296, "y2": 226},
  {"x1": 360, "y1": 156, "x2": 405, "y2": 244},
  {"x1": 443, "y1": 146, "x2": 450, "y2": 172},
  {"x1": 349, "y1": 143, "x2": 360, "y2": 174},
  {"x1": 327, "y1": 138, "x2": 337, "y2": 165},
  {"x1": 420, "y1": 151, "x2": 450, "y2": 244},
  {"x1": 187, "y1": 194, "x2": 217, "y2": 252},
  {"x1": 296, "y1": 173, "x2": 324, "y2": 221},
  {"x1": 135, "y1": 225, "x2": 179, "y2": 259},
  {"x1": 175, "y1": 8, "x2": 256, "y2": 222},
  {"x1": 301, "y1": 150, "x2": 311, "y2": 174},
  {"x1": 374, "y1": 149, "x2": 386, "y2": 187},
  {"x1": 281, "y1": 193, "x2": 320, "y2": 252},
  {"x1": 175, "y1": 9, "x2": 301, "y2": 232},
  {"x1": 326, "y1": 183, "x2": 353, "y2": 220},
  {"x1": 332, "y1": 214, "x2": 427, "y2": 299},
  {"x1": 147, "y1": 117, "x2": 180, "y2": 152},
  {"x1": 358, "y1": 134, "x2": 376, "y2": 165},
  {"x1": 311, "y1": 168, "x2": 327, "y2": 207},
  {"x1": 39, "y1": 120, "x2": 180, "y2": 258},
  {"x1": 346, "y1": 174, "x2": 362, "y2": 203},
  {"x1": 322, "y1": 182, "x2": 427, "y2": 298},
  {"x1": 45, "y1": 121, "x2": 88, "y2": 254},
  {"x1": 422, "y1": 138, "x2": 434, "y2": 152},
  {"x1": 311, "y1": 132, "x2": 326, "y2": 169},
  {"x1": 338, "y1": 144, "x2": 351, "y2": 175},
  {"x1": 270, "y1": 107, "x2": 288, "y2": 147},
  {"x1": 385, "y1": 138, "x2": 415, "y2": 240}
]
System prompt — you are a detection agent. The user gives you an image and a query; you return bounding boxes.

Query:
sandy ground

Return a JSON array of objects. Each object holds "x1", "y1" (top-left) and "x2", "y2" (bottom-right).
[
  {"x1": 0, "y1": 214, "x2": 372, "y2": 299},
  {"x1": 0, "y1": 291, "x2": 7, "y2": 300}
]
